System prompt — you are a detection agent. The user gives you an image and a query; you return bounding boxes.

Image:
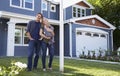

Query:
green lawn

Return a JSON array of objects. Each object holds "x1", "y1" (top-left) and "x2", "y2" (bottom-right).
[{"x1": 0, "y1": 57, "x2": 120, "y2": 76}]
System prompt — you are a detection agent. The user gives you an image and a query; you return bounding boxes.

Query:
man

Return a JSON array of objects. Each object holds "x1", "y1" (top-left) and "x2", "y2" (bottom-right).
[{"x1": 26, "y1": 13, "x2": 43, "y2": 71}]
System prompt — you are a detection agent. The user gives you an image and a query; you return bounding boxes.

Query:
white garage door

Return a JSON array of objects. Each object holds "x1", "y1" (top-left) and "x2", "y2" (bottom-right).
[{"x1": 76, "y1": 28, "x2": 108, "y2": 57}]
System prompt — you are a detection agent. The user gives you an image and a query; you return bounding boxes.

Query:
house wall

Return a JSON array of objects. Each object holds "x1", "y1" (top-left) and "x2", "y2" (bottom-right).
[
  {"x1": 50, "y1": 5, "x2": 59, "y2": 20},
  {"x1": 14, "y1": 46, "x2": 28, "y2": 56},
  {"x1": 65, "y1": 6, "x2": 72, "y2": 20},
  {"x1": 65, "y1": 7, "x2": 92, "y2": 20},
  {"x1": 86, "y1": 9, "x2": 92, "y2": 16},
  {"x1": 53, "y1": 25, "x2": 59, "y2": 56},
  {"x1": 0, "y1": 0, "x2": 42, "y2": 16},
  {"x1": 42, "y1": 2, "x2": 59, "y2": 20},
  {"x1": 0, "y1": 18, "x2": 8, "y2": 56},
  {"x1": 64, "y1": 24, "x2": 70, "y2": 56}
]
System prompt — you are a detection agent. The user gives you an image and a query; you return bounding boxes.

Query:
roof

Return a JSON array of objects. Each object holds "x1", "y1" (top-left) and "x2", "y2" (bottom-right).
[{"x1": 65, "y1": 15, "x2": 116, "y2": 30}]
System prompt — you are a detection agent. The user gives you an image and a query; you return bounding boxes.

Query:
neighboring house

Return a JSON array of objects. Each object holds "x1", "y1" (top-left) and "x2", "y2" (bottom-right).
[{"x1": 0, "y1": 0, "x2": 115, "y2": 57}]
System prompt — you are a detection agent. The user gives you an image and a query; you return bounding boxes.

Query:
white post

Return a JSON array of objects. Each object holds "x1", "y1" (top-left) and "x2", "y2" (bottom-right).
[
  {"x1": 59, "y1": 0, "x2": 64, "y2": 72},
  {"x1": 7, "y1": 21, "x2": 15, "y2": 56}
]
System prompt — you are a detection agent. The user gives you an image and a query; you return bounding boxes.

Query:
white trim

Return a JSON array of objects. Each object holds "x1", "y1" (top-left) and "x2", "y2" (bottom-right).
[
  {"x1": 69, "y1": 22, "x2": 72, "y2": 57},
  {"x1": 76, "y1": 28, "x2": 108, "y2": 34},
  {"x1": 7, "y1": 21, "x2": 16, "y2": 56},
  {"x1": 65, "y1": 15, "x2": 116, "y2": 30},
  {"x1": 48, "y1": 18, "x2": 59, "y2": 25},
  {"x1": 0, "y1": 11, "x2": 59, "y2": 25},
  {"x1": 82, "y1": 0, "x2": 94, "y2": 9},
  {"x1": 0, "y1": 11, "x2": 35, "y2": 20},
  {"x1": 15, "y1": 44, "x2": 28, "y2": 46}
]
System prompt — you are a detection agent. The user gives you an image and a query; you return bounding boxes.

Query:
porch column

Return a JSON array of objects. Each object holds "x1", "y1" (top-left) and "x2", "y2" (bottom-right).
[
  {"x1": 69, "y1": 22, "x2": 72, "y2": 57},
  {"x1": 7, "y1": 21, "x2": 16, "y2": 56}
]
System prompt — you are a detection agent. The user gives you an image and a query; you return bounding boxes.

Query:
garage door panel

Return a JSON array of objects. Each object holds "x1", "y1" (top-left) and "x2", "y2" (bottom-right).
[{"x1": 76, "y1": 28, "x2": 108, "y2": 57}]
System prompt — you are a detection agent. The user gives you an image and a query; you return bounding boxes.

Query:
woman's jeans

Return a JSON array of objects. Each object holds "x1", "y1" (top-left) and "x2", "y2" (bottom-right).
[
  {"x1": 27, "y1": 40, "x2": 41, "y2": 70},
  {"x1": 41, "y1": 41, "x2": 54, "y2": 69}
]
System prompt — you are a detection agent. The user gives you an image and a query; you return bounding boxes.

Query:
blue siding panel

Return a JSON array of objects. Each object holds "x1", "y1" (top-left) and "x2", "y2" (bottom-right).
[
  {"x1": 86, "y1": 9, "x2": 92, "y2": 16},
  {"x1": 43, "y1": 11, "x2": 48, "y2": 18},
  {"x1": 65, "y1": 6, "x2": 72, "y2": 20},
  {"x1": 0, "y1": 0, "x2": 42, "y2": 16},
  {"x1": 14, "y1": 46, "x2": 28, "y2": 56},
  {"x1": 0, "y1": 18, "x2": 8, "y2": 56},
  {"x1": 53, "y1": 25, "x2": 59, "y2": 56},
  {"x1": 64, "y1": 24, "x2": 70, "y2": 56},
  {"x1": 50, "y1": 5, "x2": 59, "y2": 20}
]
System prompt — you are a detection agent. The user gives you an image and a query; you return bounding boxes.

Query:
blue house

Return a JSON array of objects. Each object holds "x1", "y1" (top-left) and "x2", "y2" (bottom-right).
[{"x1": 0, "y1": 0, "x2": 115, "y2": 57}]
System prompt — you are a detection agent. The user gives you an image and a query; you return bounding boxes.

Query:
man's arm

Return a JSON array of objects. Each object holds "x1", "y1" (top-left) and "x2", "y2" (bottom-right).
[{"x1": 26, "y1": 21, "x2": 34, "y2": 40}]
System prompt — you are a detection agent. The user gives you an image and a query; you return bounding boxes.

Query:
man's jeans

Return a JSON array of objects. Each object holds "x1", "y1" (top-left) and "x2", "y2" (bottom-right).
[
  {"x1": 41, "y1": 41, "x2": 54, "y2": 69},
  {"x1": 27, "y1": 40, "x2": 41, "y2": 70}
]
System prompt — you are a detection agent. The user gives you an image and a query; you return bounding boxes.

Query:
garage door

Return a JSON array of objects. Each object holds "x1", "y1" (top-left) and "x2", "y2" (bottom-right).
[{"x1": 76, "y1": 28, "x2": 108, "y2": 57}]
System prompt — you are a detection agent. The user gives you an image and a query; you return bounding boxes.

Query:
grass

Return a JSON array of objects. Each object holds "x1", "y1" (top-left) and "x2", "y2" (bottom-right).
[{"x1": 0, "y1": 57, "x2": 120, "y2": 76}]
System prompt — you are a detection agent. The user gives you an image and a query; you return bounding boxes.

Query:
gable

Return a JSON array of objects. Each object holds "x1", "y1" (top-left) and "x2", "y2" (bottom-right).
[
  {"x1": 76, "y1": 1, "x2": 90, "y2": 8},
  {"x1": 75, "y1": 18, "x2": 110, "y2": 28}
]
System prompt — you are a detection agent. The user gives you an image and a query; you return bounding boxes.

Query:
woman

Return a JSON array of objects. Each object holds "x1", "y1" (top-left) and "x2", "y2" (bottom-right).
[{"x1": 40, "y1": 18, "x2": 55, "y2": 71}]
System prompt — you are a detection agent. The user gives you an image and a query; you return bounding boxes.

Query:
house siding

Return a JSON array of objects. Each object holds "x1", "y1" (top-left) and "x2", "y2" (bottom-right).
[
  {"x1": 53, "y1": 25, "x2": 59, "y2": 56},
  {"x1": 50, "y1": 5, "x2": 59, "y2": 20},
  {"x1": 0, "y1": 18, "x2": 8, "y2": 56},
  {"x1": 64, "y1": 24, "x2": 70, "y2": 56},
  {"x1": 0, "y1": 0, "x2": 42, "y2": 16},
  {"x1": 14, "y1": 46, "x2": 28, "y2": 56},
  {"x1": 65, "y1": 6, "x2": 72, "y2": 20},
  {"x1": 86, "y1": 9, "x2": 92, "y2": 16}
]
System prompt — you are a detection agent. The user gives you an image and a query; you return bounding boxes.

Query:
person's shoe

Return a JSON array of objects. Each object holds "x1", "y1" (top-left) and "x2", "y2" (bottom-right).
[
  {"x1": 48, "y1": 67, "x2": 52, "y2": 71},
  {"x1": 43, "y1": 68, "x2": 46, "y2": 71}
]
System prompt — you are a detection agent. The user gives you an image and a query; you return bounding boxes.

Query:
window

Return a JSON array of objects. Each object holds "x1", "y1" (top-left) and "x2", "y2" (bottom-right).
[
  {"x1": 85, "y1": 32, "x2": 91, "y2": 36},
  {"x1": 15, "y1": 27, "x2": 29, "y2": 45},
  {"x1": 93, "y1": 33, "x2": 99, "y2": 37},
  {"x1": 82, "y1": 9, "x2": 85, "y2": 17},
  {"x1": 10, "y1": 0, "x2": 34, "y2": 11},
  {"x1": 50, "y1": 4, "x2": 56, "y2": 12},
  {"x1": 77, "y1": 8, "x2": 81, "y2": 17},
  {"x1": 24, "y1": 0, "x2": 34, "y2": 9},
  {"x1": 11, "y1": 0, "x2": 21, "y2": 7},
  {"x1": 15, "y1": 28, "x2": 22, "y2": 44},
  {"x1": 73, "y1": 6, "x2": 86, "y2": 18},
  {"x1": 76, "y1": 31, "x2": 82, "y2": 35},
  {"x1": 73, "y1": 7, "x2": 77, "y2": 17},
  {"x1": 100, "y1": 34, "x2": 106, "y2": 38},
  {"x1": 42, "y1": 0, "x2": 47, "y2": 11}
]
